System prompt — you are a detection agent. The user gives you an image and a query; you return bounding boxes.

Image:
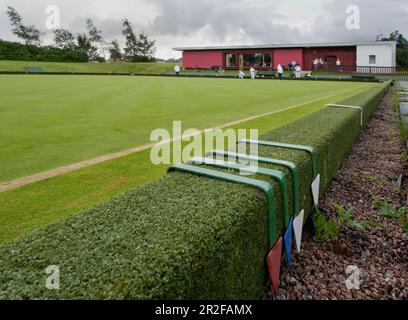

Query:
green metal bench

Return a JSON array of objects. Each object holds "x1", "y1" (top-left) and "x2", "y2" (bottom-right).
[
  {"x1": 24, "y1": 67, "x2": 44, "y2": 74},
  {"x1": 257, "y1": 70, "x2": 276, "y2": 78},
  {"x1": 351, "y1": 73, "x2": 376, "y2": 80}
]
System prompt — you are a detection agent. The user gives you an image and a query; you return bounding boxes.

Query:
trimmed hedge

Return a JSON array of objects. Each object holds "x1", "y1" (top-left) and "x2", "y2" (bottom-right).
[
  {"x1": 0, "y1": 82, "x2": 391, "y2": 299},
  {"x1": 0, "y1": 40, "x2": 88, "y2": 62}
]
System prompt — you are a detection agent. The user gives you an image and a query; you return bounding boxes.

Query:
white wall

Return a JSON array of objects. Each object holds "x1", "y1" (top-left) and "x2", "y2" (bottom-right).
[{"x1": 357, "y1": 43, "x2": 396, "y2": 67}]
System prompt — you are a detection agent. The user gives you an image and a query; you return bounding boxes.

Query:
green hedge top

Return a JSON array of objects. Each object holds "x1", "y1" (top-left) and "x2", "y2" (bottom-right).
[{"x1": 0, "y1": 82, "x2": 390, "y2": 300}]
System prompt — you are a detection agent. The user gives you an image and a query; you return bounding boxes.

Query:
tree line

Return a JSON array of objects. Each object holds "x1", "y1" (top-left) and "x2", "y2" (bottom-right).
[{"x1": 4, "y1": 6, "x2": 156, "y2": 63}]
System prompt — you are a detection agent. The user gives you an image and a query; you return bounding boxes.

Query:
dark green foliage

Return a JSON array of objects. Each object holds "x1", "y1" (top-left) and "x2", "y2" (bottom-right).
[
  {"x1": 313, "y1": 208, "x2": 340, "y2": 242},
  {"x1": 403, "y1": 219, "x2": 408, "y2": 234},
  {"x1": 0, "y1": 82, "x2": 391, "y2": 299},
  {"x1": 122, "y1": 19, "x2": 156, "y2": 62},
  {"x1": 137, "y1": 31, "x2": 156, "y2": 60},
  {"x1": 76, "y1": 33, "x2": 97, "y2": 60},
  {"x1": 0, "y1": 39, "x2": 88, "y2": 62},
  {"x1": 373, "y1": 196, "x2": 406, "y2": 218},
  {"x1": 109, "y1": 40, "x2": 122, "y2": 61},
  {"x1": 85, "y1": 19, "x2": 104, "y2": 61},
  {"x1": 372, "y1": 197, "x2": 407, "y2": 234},
  {"x1": 313, "y1": 203, "x2": 363, "y2": 242},
  {"x1": 54, "y1": 28, "x2": 76, "y2": 50}
]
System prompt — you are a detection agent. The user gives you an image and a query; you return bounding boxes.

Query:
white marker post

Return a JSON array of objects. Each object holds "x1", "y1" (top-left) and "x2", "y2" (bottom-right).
[
  {"x1": 293, "y1": 210, "x2": 305, "y2": 253},
  {"x1": 326, "y1": 104, "x2": 364, "y2": 127},
  {"x1": 311, "y1": 174, "x2": 321, "y2": 207}
]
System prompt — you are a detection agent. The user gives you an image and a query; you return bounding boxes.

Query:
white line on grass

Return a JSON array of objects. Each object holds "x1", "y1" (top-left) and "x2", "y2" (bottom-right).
[{"x1": 0, "y1": 88, "x2": 366, "y2": 192}]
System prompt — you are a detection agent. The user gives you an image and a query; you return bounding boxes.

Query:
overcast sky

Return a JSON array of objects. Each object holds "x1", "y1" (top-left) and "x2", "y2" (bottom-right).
[{"x1": 1, "y1": 0, "x2": 407, "y2": 59}]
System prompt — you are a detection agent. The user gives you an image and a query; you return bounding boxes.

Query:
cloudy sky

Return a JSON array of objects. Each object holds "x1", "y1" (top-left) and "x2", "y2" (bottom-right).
[{"x1": 0, "y1": 0, "x2": 407, "y2": 59}]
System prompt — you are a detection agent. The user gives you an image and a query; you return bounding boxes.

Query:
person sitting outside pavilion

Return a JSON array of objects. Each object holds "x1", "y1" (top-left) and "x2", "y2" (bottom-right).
[{"x1": 238, "y1": 69, "x2": 245, "y2": 79}]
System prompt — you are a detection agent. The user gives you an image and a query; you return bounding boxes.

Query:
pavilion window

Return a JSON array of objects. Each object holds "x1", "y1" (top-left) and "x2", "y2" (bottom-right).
[
  {"x1": 242, "y1": 53, "x2": 271, "y2": 67},
  {"x1": 263, "y1": 54, "x2": 272, "y2": 67},
  {"x1": 226, "y1": 54, "x2": 237, "y2": 67},
  {"x1": 243, "y1": 53, "x2": 263, "y2": 67}
]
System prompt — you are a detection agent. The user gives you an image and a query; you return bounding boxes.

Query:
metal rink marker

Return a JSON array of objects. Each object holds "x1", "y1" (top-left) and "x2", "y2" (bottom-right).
[
  {"x1": 189, "y1": 156, "x2": 297, "y2": 267},
  {"x1": 326, "y1": 104, "x2": 364, "y2": 127},
  {"x1": 207, "y1": 150, "x2": 301, "y2": 216},
  {"x1": 206, "y1": 150, "x2": 301, "y2": 269},
  {"x1": 239, "y1": 139, "x2": 320, "y2": 206},
  {"x1": 236, "y1": 139, "x2": 320, "y2": 253},
  {"x1": 187, "y1": 156, "x2": 291, "y2": 228},
  {"x1": 168, "y1": 163, "x2": 284, "y2": 293},
  {"x1": 239, "y1": 139, "x2": 318, "y2": 179},
  {"x1": 167, "y1": 164, "x2": 278, "y2": 247}
]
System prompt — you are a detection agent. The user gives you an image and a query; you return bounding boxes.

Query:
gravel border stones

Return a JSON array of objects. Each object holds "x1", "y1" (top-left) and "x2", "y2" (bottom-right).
[{"x1": 266, "y1": 88, "x2": 408, "y2": 300}]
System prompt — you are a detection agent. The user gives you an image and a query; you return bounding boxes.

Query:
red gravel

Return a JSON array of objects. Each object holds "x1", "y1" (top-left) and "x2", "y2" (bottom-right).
[{"x1": 266, "y1": 89, "x2": 408, "y2": 300}]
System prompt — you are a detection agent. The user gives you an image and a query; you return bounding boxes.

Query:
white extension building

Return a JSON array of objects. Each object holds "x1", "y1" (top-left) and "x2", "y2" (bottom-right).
[{"x1": 356, "y1": 41, "x2": 396, "y2": 68}]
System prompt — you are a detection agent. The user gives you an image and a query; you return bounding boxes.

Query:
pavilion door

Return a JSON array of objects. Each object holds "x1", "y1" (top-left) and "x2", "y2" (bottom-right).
[{"x1": 325, "y1": 56, "x2": 337, "y2": 72}]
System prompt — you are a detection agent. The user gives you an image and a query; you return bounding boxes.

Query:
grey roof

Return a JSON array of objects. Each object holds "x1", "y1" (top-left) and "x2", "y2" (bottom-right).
[{"x1": 174, "y1": 41, "x2": 395, "y2": 51}]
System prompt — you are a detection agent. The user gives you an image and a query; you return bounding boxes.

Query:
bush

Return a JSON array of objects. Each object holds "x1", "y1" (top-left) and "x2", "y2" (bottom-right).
[
  {"x1": 0, "y1": 39, "x2": 88, "y2": 62},
  {"x1": 0, "y1": 82, "x2": 391, "y2": 299}
]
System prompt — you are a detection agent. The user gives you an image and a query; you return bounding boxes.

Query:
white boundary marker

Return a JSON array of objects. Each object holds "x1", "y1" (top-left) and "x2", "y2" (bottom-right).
[
  {"x1": 325, "y1": 104, "x2": 364, "y2": 127},
  {"x1": 311, "y1": 174, "x2": 321, "y2": 206},
  {"x1": 293, "y1": 210, "x2": 305, "y2": 253}
]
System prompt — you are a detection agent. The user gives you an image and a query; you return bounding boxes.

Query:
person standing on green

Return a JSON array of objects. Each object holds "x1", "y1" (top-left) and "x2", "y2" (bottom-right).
[
  {"x1": 277, "y1": 64, "x2": 283, "y2": 80},
  {"x1": 174, "y1": 65, "x2": 180, "y2": 76}
]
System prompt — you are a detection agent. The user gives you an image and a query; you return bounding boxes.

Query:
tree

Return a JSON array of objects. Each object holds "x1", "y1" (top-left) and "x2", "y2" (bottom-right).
[
  {"x1": 122, "y1": 18, "x2": 139, "y2": 61},
  {"x1": 137, "y1": 31, "x2": 156, "y2": 60},
  {"x1": 122, "y1": 19, "x2": 156, "y2": 62},
  {"x1": 86, "y1": 19, "x2": 105, "y2": 60},
  {"x1": 380, "y1": 31, "x2": 408, "y2": 68},
  {"x1": 6, "y1": 6, "x2": 41, "y2": 46},
  {"x1": 76, "y1": 33, "x2": 97, "y2": 59},
  {"x1": 109, "y1": 40, "x2": 122, "y2": 61},
  {"x1": 54, "y1": 28, "x2": 75, "y2": 50},
  {"x1": 381, "y1": 31, "x2": 408, "y2": 48}
]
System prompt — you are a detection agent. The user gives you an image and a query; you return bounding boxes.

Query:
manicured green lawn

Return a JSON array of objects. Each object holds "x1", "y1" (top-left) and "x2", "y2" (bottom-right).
[
  {"x1": 0, "y1": 76, "x2": 381, "y2": 244},
  {"x1": 0, "y1": 75, "x2": 379, "y2": 182},
  {"x1": 0, "y1": 60, "x2": 175, "y2": 74}
]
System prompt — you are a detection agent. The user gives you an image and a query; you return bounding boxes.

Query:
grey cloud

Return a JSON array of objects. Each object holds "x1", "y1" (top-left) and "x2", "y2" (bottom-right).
[
  {"x1": 148, "y1": 0, "x2": 300, "y2": 43},
  {"x1": 1, "y1": 0, "x2": 408, "y2": 59},
  {"x1": 148, "y1": 0, "x2": 213, "y2": 35},
  {"x1": 306, "y1": 0, "x2": 408, "y2": 42},
  {"x1": 149, "y1": 0, "x2": 408, "y2": 45},
  {"x1": 68, "y1": 16, "x2": 124, "y2": 39}
]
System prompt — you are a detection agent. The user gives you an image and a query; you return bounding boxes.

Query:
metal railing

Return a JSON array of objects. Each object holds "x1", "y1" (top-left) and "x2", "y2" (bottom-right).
[
  {"x1": 356, "y1": 66, "x2": 408, "y2": 75},
  {"x1": 311, "y1": 65, "x2": 355, "y2": 73}
]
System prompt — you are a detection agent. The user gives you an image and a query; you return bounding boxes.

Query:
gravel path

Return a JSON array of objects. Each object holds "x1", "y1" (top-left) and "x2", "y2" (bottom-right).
[{"x1": 267, "y1": 89, "x2": 408, "y2": 300}]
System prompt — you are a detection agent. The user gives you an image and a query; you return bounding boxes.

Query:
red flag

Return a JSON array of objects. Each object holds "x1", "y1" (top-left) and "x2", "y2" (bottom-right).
[{"x1": 267, "y1": 237, "x2": 283, "y2": 295}]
